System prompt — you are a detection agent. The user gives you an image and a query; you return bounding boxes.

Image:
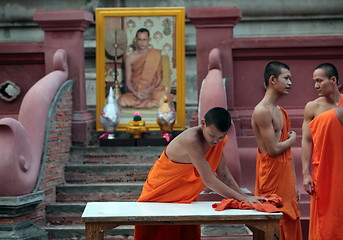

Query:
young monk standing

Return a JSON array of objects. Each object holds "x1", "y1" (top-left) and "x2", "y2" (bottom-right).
[
  {"x1": 251, "y1": 61, "x2": 302, "y2": 239},
  {"x1": 301, "y1": 63, "x2": 343, "y2": 239},
  {"x1": 134, "y1": 107, "x2": 265, "y2": 240}
]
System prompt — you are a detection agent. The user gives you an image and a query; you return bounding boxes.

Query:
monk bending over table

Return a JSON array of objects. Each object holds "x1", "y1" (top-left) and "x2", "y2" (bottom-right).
[
  {"x1": 118, "y1": 28, "x2": 166, "y2": 109},
  {"x1": 135, "y1": 107, "x2": 266, "y2": 240},
  {"x1": 251, "y1": 61, "x2": 302, "y2": 239},
  {"x1": 301, "y1": 62, "x2": 343, "y2": 240}
]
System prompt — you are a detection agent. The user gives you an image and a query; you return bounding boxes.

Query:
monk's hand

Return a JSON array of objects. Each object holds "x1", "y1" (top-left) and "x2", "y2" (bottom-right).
[
  {"x1": 141, "y1": 90, "x2": 150, "y2": 99},
  {"x1": 296, "y1": 188, "x2": 301, "y2": 202},
  {"x1": 142, "y1": 86, "x2": 155, "y2": 99},
  {"x1": 288, "y1": 130, "x2": 297, "y2": 145},
  {"x1": 135, "y1": 91, "x2": 148, "y2": 100},
  {"x1": 303, "y1": 173, "x2": 314, "y2": 195},
  {"x1": 137, "y1": 88, "x2": 152, "y2": 100},
  {"x1": 243, "y1": 195, "x2": 267, "y2": 205},
  {"x1": 132, "y1": 91, "x2": 143, "y2": 99}
]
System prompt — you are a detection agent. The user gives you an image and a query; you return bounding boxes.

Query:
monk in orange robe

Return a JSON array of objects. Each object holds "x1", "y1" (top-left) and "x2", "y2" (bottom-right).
[
  {"x1": 252, "y1": 61, "x2": 302, "y2": 239},
  {"x1": 118, "y1": 28, "x2": 166, "y2": 108},
  {"x1": 308, "y1": 104, "x2": 343, "y2": 239},
  {"x1": 135, "y1": 107, "x2": 266, "y2": 240},
  {"x1": 301, "y1": 63, "x2": 343, "y2": 240}
]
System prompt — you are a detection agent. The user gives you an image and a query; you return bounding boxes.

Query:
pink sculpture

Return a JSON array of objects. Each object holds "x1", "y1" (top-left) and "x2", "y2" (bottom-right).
[
  {"x1": 0, "y1": 49, "x2": 68, "y2": 196},
  {"x1": 198, "y1": 48, "x2": 241, "y2": 184}
]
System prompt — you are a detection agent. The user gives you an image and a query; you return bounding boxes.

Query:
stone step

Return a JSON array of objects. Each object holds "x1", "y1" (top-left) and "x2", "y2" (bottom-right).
[
  {"x1": 56, "y1": 183, "x2": 143, "y2": 202},
  {"x1": 46, "y1": 203, "x2": 85, "y2": 225},
  {"x1": 44, "y1": 224, "x2": 253, "y2": 240},
  {"x1": 70, "y1": 146, "x2": 164, "y2": 164},
  {"x1": 202, "y1": 224, "x2": 252, "y2": 240},
  {"x1": 65, "y1": 164, "x2": 152, "y2": 183},
  {"x1": 43, "y1": 224, "x2": 134, "y2": 240}
]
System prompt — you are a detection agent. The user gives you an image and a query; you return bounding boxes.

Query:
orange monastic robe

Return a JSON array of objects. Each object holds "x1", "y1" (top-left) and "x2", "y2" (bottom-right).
[
  {"x1": 255, "y1": 107, "x2": 302, "y2": 240},
  {"x1": 134, "y1": 137, "x2": 228, "y2": 240},
  {"x1": 309, "y1": 96, "x2": 343, "y2": 240},
  {"x1": 118, "y1": 48, "x2": 166, "y2": 108}
]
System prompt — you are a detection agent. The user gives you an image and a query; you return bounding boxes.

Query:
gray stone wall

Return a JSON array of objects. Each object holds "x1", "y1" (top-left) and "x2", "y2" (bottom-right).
[{"x1": 1, "y1": 0, "x2": 343, "y2": 125}]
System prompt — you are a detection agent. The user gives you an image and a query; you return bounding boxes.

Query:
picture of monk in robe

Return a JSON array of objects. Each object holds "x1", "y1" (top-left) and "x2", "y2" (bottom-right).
[{"x1": 118, "y1": 28, "x2": 166, "y2": 108}]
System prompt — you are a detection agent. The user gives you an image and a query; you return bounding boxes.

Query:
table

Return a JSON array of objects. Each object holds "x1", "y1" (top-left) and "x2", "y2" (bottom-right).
[{"x1": 81, "y1": 201, "x2": 282, "y2": 240}]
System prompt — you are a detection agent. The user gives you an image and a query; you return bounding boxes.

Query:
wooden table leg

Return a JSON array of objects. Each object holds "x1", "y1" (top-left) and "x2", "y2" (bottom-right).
[
  {"x1": 264, "y1": 220, "x2": 280, "y2": 240},
  {"x1": 85, "y1": 222, "x2": 119, "y2": 240},
  {"x1": 247, "y1": 219, "x2": 280, "y2": 240}
]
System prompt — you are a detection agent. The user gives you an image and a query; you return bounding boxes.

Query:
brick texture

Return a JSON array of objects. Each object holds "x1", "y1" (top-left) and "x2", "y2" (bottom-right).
[{"x1": 33, "y1": 87, "x2": 73, "y2": 225}]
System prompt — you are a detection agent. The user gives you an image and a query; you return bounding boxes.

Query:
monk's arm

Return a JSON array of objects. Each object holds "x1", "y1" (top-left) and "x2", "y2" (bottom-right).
[
  {"x1": 187, "y1": 140, "x2": 264, "y2": 205},
  {"x1": 291, "y1": 156, "x2": 300, "y2": 201},
  {"x1": 156, "y1": 57, "x2": 163, "y2": 84},
  {"x1": 301, "y1": 103, "x2": 314, "y2": 195},
  {"x1": 216, "y1": 155, "x2": 245, "y2": 195},
  {"x1": 124, "y1": 57, "x2": 136, "y2": 95},
  {"x1": 253, "y1": 108, "x2": 296, "y2": 156}
]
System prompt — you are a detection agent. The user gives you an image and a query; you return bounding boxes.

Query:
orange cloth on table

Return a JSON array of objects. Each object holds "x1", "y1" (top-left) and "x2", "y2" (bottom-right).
[
  {"x1": 118, "y1": 48, "x2": 166, "y2": 108},
  {"x1": 308, "y1": 97, "x2": 343, "y2": 240},
  {"x1": 212, "y1": 193, "x2": 283, "y2": 213},
  {"x1": 255, "y1": 107, "x2": 302, "y2": 240},
  {"x1": 134, "y1": 136, "x2": 228, "y2": 240}
]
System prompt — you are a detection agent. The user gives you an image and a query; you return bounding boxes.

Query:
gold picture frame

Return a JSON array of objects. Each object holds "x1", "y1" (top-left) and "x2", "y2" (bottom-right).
[{"x1": 95, "y1": 7, "x2": 186, "y2": 131}]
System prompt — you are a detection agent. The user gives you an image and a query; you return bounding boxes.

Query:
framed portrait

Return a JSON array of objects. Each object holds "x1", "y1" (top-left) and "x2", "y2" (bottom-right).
[{"x1": 95, "y1": 7, "x2": 186, "y2": 132}]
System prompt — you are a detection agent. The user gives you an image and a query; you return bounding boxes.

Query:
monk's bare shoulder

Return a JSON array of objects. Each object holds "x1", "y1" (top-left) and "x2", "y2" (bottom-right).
[
  {"x1": 252, "y1": 102, "x2": 272, "y2": 123},
  {"x1": 307, "y1": 97, "x2": 324, "y2": 107},
  {"x1": 126, "y1": 51, "x2": 141, "y2": 64},
  {"x1": 304, "y1": 97, "x2": 328, "y2": 119},
  {"x1": 166, "y1": 126, "x2": 203, "y2": 162},
  {"x1": 170, "y1": 127, "x2": 202, "y2": 149},
  {"x1": 304, "y1": 99, "x2": 317, "y2": 115}
]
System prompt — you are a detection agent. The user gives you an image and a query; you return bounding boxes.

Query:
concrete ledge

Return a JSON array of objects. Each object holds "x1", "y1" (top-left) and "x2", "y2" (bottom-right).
[
  {"x1": 0, "y1": 191, "x2": 47, "y2": 239},
  {"x1": 0, "y1": 191, "x2": 44, "y2": 218}
]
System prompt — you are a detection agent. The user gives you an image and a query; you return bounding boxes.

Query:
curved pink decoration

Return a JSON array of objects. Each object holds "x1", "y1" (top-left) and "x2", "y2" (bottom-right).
[
  {"x1": 0, "y1": 49, "x2": 68, "y2": 196},
  {"x1": 198, "y1": 48, "x2": 241, "y2": 184}
]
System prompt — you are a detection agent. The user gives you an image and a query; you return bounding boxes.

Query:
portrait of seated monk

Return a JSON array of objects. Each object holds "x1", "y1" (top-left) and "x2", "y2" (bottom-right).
[{"x1": 118, "y1": 28, "x2": 167, "y2": 108}]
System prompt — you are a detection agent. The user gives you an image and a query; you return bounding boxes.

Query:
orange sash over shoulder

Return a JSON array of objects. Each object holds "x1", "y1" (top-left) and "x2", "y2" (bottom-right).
[
  {"x1": 118, "y1": 48, "x2": 165, "y2": 108},
  {"x1": 132, "y1": 48, "x2": 162, "y2": 94},
  {"x1": 134, "y1": 136, "x2": 228, "y2": 240},
  {"x1": 309, "y1": 102, "x2": 343, "y2": 239},
  {"x1": 255, "y1": 107, "x2": 302, "y2": 240},
  {"x1": 310, "y1": 95, "x2": 343, "y2": 184}
]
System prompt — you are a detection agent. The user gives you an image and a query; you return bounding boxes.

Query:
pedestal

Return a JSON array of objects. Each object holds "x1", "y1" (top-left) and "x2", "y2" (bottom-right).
[{"x1": 0, "y1": 191, "x2": 47, "y2": 240}]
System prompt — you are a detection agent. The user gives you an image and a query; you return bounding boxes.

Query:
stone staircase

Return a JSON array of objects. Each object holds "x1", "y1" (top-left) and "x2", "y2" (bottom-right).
[
  {"x1": 43, "y1": 145, "x2": 253, "y2": 240},
  {"x1": 43, "y1": 145, "x2": 160, "y2": 239}
]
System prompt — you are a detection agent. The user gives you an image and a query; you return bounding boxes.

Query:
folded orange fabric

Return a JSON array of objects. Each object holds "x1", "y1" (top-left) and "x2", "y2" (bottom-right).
[{"x1": 212, "y1": 194, "x2": 283, "y2": 213}]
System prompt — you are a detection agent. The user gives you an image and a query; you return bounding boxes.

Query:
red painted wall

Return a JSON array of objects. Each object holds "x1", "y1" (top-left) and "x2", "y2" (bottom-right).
[{"x1": 0, "y1": 43, "x2": 45, "y2": 118}]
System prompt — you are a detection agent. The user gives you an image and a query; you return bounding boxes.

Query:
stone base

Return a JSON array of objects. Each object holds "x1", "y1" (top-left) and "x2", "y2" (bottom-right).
[
  {"x1": 202, "y1": 224, "x2": 253, "y2": 240},
  {"x1": 0, "y1": 191, "x2": 47, "y2": 240},
  {"x1": 0, "y1": 220, "x2": 47, "y2": 240},
  {"x1": 0, "y1": 192, "x2": 44, "y2": 218}
]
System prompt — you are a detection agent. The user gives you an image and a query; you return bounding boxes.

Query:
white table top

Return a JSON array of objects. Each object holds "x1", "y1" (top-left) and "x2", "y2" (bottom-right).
[{"x1": 82, "y1": 201, "x2": 282, "y2": 223}]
